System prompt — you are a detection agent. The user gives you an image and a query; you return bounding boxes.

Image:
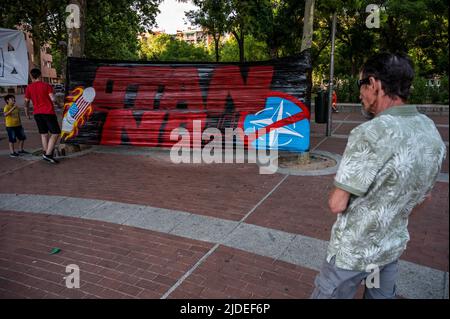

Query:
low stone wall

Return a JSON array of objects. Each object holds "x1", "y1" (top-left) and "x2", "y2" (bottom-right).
[{"x1": 311, "y1": 103, "x2": 449, "y2": 115}]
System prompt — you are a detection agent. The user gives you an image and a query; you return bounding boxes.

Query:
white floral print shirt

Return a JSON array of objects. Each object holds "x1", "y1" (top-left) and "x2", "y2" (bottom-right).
[{"x1": 327, "y1": 105, "x2": 447, "y2": 271}]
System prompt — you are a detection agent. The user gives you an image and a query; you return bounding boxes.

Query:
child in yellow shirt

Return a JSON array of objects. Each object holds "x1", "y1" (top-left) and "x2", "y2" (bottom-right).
[{"x1": 3, "y1": 94, "x2": 28, "y2": 157}]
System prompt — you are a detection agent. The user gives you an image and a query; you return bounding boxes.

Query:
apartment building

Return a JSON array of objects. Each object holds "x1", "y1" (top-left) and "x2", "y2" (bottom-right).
[
  {"x1": 24, "y1": 32, "x2": 58, "y2": 84},
  {"x1": 176, "y1": 27, "x2": 213, "y2": 46}
]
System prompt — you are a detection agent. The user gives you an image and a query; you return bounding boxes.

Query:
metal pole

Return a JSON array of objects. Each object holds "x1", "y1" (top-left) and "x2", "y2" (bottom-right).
[{"x1": 326, "y1": 12, "x2": 337, "y2": 137}]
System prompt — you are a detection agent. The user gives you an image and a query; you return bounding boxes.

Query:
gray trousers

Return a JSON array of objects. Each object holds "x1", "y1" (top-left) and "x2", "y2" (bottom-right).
[{"x1": 310, "y1": 256, "x2": 398, "y2": 299}]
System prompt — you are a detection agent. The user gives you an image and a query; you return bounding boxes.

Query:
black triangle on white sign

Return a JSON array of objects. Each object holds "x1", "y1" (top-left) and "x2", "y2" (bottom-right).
[{"x1": 7, "y1": 43, "x2": 15, "y2": 51}]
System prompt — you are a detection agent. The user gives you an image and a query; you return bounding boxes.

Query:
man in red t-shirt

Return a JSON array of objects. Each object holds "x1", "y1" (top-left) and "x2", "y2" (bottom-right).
[{"x1": 25, "y1": 68, "x2": 61, "y2": 164}]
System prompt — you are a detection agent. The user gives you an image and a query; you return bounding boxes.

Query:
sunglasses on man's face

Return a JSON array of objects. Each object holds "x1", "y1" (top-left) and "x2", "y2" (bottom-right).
[{"x1": 357, "y1": 77, "x2": 371, "y2": 89}]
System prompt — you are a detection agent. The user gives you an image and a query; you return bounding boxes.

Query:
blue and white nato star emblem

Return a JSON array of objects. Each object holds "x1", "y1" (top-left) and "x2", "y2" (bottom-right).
[{"x1": 243, "y1": 94, "x2": 310, "y2": 152}]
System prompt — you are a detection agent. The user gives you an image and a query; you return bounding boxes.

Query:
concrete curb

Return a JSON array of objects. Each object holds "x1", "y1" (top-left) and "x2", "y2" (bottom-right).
[
  {"x1": 1, "y1": 193, "x2": 447, "y2": 299},
  {"x1": 312, "y1": 103, "x2": 449, "y2": 115}
]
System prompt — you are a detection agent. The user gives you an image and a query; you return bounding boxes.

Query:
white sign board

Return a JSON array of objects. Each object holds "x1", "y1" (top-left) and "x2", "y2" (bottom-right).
[{"x1": 0, "y1": 28, "x2": 29, "y2": 86}]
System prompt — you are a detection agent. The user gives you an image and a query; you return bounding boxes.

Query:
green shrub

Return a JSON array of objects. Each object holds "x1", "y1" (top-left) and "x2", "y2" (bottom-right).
[
  {"x1": 438, "y1": 76, "x2": 449, "y2": 104},
  {"x1": 315, "y1": 75, "x2": 448, "y2": 104},
  {"x1": 410, "y1": 77, "x2": 428, "y2": 104},
  {"x1": 335, "y1": 76, "x2": 359, "y2": 103},
  {"x1": 410, "y1": 76, "x2": 449, "y2": 104}
]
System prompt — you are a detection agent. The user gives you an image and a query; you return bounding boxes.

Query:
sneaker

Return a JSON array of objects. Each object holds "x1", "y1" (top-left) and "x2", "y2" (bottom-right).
[
  {"x1": 18, "y1": 150, "x2": 30, "y2": 154},
  {"x1": 10, "y1": 152, "x2": 20, "y2": 158},
  {"x1": 42, "y1": 154, "x2": 59, "y2": 164}
]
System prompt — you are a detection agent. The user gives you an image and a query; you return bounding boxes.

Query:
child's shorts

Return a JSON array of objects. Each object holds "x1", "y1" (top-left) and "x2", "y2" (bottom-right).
[{"x1": 6, "y1": 126, "x2": 26, "y2": 143}]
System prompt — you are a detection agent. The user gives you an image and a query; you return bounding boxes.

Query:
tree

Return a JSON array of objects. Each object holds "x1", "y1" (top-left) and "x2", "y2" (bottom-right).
[
  {"x1": 379, "y1": 0, "x2": 448, "y2": 76},
  {"x1": 85, "y1": 0, "x2": 162, "y2": 60},
  {"x1": 68, "y1": 0, "x2": 86, "y2": 58},
  {"x1": 0, "y1": 1, "x2": 67, "y2": 68},
  {"x1": 0, "y1": 0, "x2": 162, "y2": 72},
  {"x1": 301, "y1": 0, "x2": 314, "y2": 52},
  {"x1": 311, "y1": 0, "x2": 448, "y2": 79},
  {"x1": 218, "y1": 0, "x2": 262, "y2": 62},
  {"x1": 268, "y1": 0, "x2": 305, "y2": 58},
  {"x1": 139, "y1": 33, "x2": 212, "y2": 61},
  {"x1": 186, "y1": 0, "x2": 230, "y2": 62},
  {"x1": 219, "y1": 34, "x2": 270, "y2": 62}
]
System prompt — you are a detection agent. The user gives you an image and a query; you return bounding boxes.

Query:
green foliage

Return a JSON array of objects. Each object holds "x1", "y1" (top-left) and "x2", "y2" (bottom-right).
[
  {"x1": 0, "y1": 0, "x2": 68, "y2": 68},
  {"x1": 407, "y1": 77, "x2": 427, "y2": 104},
  {"x1": 85, "y1": 0, "x2": 161, "y2": 60},
  {"x1": 139, "y1": 33, "x2": 212, "y2": 62},
  {"x1": 261, "y1": 0, "x2": 305, "y2": 58},
  {"x1": 410, "y1": 76, "x2": 449, "y2": 104},
  {"x1": 439, "y1": 77, "x2": 449, "y2": 104},
  {"x1": 50, "y1": 47, "x2": 63, "y2": 77},
  {"x1": 186, "y1": 0, "x2": 231, "y2": 61},
  {"x1": 1, "y1": 0, "x2": 447, "y2": 99},
  {"x1": 334, "y1": 76, "x2": 360, "y2": 103},
  {"x1": 219, "y1": 38, "x2": 239, "y2": 62},
  {"x1": 330, "y1": 75, "x2": 450, "y2": 104},
  {"x1": 187, "y1": 0, "x2": 307, "y2": 61},
  {"x1": 312, "y1": 0, "x2": 448, "y2": 103},
  {"x1": 0, "y1": 0, "x2": 162, "y2": 66},
  {"x1": 313, "y1": 75, "x2": 360, "y2": 103},
  {"x1": 220, "y1": 35, "x2": 270, "y2": 62}
]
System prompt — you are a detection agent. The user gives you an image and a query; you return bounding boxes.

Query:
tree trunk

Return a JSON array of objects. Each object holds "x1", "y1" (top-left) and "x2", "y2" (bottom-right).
[
  {"x1": 68, "y1": 0, "x2": 86, "y2": 57},
  {"x1": 300, "y1": 0, "x2": 315, "y2": 53},
  {"x1": 231, "y1": 30, "x2": 245, "y2": 63},
  {"x1": 238, "y1": 29, "x2": 244, "y2": 63},
  {"x1": 214, "y1": 35, "x2": 220, "y2": 62},
  {"x1": 31, "y1": 23, "x2": 42, "y2": 69},
  {"x1": 32, "y1": 35, "x2": 41, "y2": 69},
  {"x1": 269, "y1": 47, "x2": 278, "y2": 59}
]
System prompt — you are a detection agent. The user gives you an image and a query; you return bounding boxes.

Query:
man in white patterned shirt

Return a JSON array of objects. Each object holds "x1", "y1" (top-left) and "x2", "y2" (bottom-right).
[{"x1": 311, "y1": 52, "x2": 446, "y2": 299}]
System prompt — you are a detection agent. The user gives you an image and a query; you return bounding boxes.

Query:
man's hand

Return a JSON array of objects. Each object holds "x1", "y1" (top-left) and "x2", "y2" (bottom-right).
[{"x1": 328, "y1": 187, "x2": 351, "y2": 215}]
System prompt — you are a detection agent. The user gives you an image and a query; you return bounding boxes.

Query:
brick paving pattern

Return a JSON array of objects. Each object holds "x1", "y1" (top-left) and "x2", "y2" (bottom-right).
[{"x1": 0, "y1": 108, "x2": 447, "y2": 299}]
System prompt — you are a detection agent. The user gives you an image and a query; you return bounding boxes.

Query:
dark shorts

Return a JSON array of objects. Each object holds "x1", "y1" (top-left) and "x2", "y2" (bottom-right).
[
  {"x1": 34, "y1": 114, "x2": 61, "y2": 134},
  {"x1": 6, "y1": 126, "x2": 27, "y2": 143}
]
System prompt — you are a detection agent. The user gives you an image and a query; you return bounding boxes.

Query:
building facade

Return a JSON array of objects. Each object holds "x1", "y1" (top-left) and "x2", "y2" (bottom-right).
[
  {"x1": 176, "y1": 27, "x2": 213, "y2": 46},
  {"x1": 24, "y1": 31, "x2": 58, "y2": 84}
]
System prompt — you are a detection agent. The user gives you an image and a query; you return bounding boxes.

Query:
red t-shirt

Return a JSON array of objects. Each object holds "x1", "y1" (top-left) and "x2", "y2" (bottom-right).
[{"x1": 25, "y1": 81, "x2": 55, "y2": 115}]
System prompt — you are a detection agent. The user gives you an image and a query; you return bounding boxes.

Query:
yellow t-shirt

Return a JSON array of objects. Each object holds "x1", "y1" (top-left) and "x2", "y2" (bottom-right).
[{"x1": 3, "y1": 105, "x2": 21, "y2": 127}]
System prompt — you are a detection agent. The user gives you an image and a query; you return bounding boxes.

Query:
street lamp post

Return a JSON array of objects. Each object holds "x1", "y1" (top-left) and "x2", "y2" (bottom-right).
[{"x1": 326, "y1": 12, "x2": 337, "y2": 137}]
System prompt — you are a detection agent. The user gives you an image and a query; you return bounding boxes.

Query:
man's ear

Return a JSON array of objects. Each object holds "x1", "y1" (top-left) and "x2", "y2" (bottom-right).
[
  {"x1": 371, "y1": 77, "x2": 382, "y2": 94},
  {"x1": 370, "y1": 77, "x2": 383, "y2": 95}
]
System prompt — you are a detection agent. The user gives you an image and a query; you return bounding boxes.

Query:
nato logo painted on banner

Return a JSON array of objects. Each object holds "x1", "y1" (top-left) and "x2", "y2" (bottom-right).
[{"x1": 242, "y1": 93, "x2": 310, "y2": 152}]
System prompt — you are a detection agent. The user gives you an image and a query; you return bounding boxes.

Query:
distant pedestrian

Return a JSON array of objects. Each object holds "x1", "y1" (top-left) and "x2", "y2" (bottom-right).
[
  {"x1": 24, "y1": 68, "x2": 61, "y2": 164},
  {"x1": 332, "y1": 90, "x2": 338, "y2": 112},
  {"x1": 3, "y1": 94, "x2": 28, "y2": 157},
  {"x1": 311, "y1": 52, "x2": 446, "y2": 299}
]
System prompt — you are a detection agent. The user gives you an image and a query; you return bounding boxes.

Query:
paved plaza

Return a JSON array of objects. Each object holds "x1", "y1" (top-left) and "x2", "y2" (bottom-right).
[{"x1": 0, "y1": 104, "x2": 448, "y2": 299}]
